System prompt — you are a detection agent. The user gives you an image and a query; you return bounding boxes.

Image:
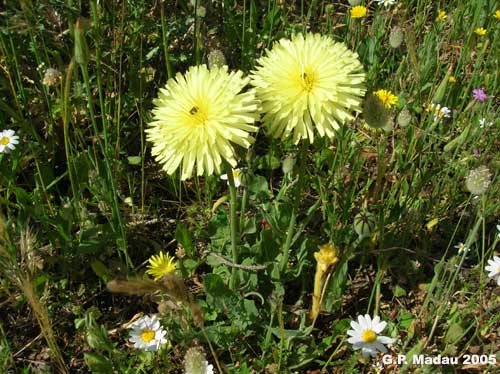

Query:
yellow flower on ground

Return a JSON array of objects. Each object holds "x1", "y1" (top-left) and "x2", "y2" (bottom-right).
[
  {"x1": 251, "y1": 33, "x2": 366, "y2": 144},
  {"x1": 146, "y1": 252, "x2": 177, "y2": 281},
  {"x1": 448, "y1": 76, "x2": 456, "y2": 84},
  {"x1": 374, "y1": 89, "x2": 398, "y2": 109},
  {"x1": 474, "y1": 27, "x2": 487, "y2": 36},
  {"x1": 350, "y1": 5, "x2": 367, "y2": 19},
  {"x1": 147, "y1": 65, "x2": 259, "y2": 180},
  {"x1": 437, "y1": 10, "x2": 447, "y2": 21},
  {"x1": 494, "y1": 10, "x2": 500, "y2": 20}
]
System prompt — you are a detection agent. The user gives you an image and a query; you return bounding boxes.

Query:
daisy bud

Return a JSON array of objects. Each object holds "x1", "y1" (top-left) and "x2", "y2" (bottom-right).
[
  {"x1": 397, "y1": 108, "x2": 411, "y2": 127},
  {"x1": 207, "y1": 49, "x2": 227, "y2": 69},
  {"x1": 389, "y1": 27, "x2": 404, "y2": 48},
  {"x1": 465, "y1": 165, "x2": 491, "y2": 196},
  {"x1": 184, "y1": 346, "x2": 214, "y2": 374}
]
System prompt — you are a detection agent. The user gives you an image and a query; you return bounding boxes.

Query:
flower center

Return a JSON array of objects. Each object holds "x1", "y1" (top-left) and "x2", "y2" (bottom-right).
[
  {"x1": 361, "y1": 329, "x2": 377, "y2": 343},
  {"x1": 497, "y1": 266, "x2": 500, "y2": 274},
  {"x1": 0, "y1": 137, "x2": 9, "y2": 145},
  {"x1": 233, "y1": 170, "x2": 240, "y2": 179},
  {"x1": 189, "y1": 105, "x2": 208, "y2": 125},
  {"x1": 140, "y1": 329, "x2": 155, "y2": 343},
  {"x1": 301, "y1": 71, "x2": 316, "y2": 93}
]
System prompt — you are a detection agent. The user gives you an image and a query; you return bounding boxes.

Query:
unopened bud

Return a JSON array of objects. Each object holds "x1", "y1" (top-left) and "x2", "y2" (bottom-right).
[{"x1": 389, "y1": 27, "x2": 404, "y2": 48}]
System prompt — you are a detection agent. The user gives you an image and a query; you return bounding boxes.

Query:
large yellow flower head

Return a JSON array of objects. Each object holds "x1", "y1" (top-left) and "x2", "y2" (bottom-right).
[
  {"x1": 147, "y1": 65, "x2": 259, "y2": 180},
  {"x1": 250, "y1": 33, "x2": 365, "y2": 144}
]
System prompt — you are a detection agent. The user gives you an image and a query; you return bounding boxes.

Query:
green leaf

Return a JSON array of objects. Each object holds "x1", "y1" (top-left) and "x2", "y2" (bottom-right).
[
  {"x1": 84, "y1": 353, "x2": 114, "y2": 373},
  {"x1": 175, "y1": 223, "x2": 194, "y2": 257},
  {"x1": 444, "y1": 322, "x2": 464, "y2": 344},
  {"x1": 392, "y1": 285, "x2": 407, "y2": 297}
]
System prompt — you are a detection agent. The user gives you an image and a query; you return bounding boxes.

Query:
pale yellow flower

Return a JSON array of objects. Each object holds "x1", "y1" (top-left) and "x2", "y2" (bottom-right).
[
  {"x1": 147, "y1": 65, "x2": 259, "y2": 180},
  {"x1": 251, "y1": 33, "x2": 365, "y2": 143}
]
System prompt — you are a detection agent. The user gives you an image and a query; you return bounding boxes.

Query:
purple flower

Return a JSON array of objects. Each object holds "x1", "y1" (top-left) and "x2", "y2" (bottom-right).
[{"x1": 473, "y1": 88, "x2": 488, "y2": 102}]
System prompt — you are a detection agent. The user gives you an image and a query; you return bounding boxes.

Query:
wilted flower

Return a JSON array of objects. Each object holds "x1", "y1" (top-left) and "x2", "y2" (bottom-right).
[
  {"x1": 42, "y1": 68, "x2": 62, "y2": 86},
  {"x1": 465, "y1": 165, "x2": 491, "y2": 196},
  {"x1": 184, "y1": 346, "x2": 214, "y2": 374},
  {"x1": 437, "y1": 10, "x2": 447, "y2": 21},
  {"x1": 426, "y1": 103, "x2": 451, "y2": 121},
  {"x1": 485, "y1": 256, "x2": 500, "y2": 286},
  {"x1": 220, "y1": 168, "x2": 242, "y2": 187},
  {"x1": 250, "y1": 33, "x2": 365, "y2": 144},
  {"x1": 474, "y1": 27, "x2": 487, "y2": 36},
  {"x1": 350, "y1": 5, "x2": 367, "y2": 19},
  {"x1": 146, "y1": 65, "x2": 259, "y2": 180},
  {"x1": 129, "y1": 315, "x2": 168, "y2": 351},
  {"x1": 347, "y1": 314, "x2": 394, "y2": 357},
  {"x1": 311, "y1": 243, "x2": 339, "y2": 320},
  {"x1": 376, "y1": 0, "x2": 396, "y2": 7},
  {"x1": 374, "y1": 89, "x2": 398, "y2": 109},
  {"x1": 388, "y1": 27, "x2": 404, "y2": 48},
  {"x1": 146, "y1": 251, "x2": 177, "y2": 281},
  {"x1": 454, "y1": 242, "x2": 469, "y2": 254},
  {"x1": 473, "y1": 88, "x2": 488, "y2": 102},
  {"x1": 0, "y1": 129, "x2": 20, "y2": 153}
]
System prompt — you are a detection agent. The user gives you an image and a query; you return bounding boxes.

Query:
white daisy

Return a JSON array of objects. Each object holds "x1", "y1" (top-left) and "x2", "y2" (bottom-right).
[
  {"x1": 376, "y1": 0, "x2": 396, "y2": 7},
  {"x1": 220, "y1": 168, "x2": 242, "y2": 188},
  {"x1": 0, "y1": 129, "x2": 19, "y2": 153},
  {"x1": 347, "y1": 314, "x2": 394, "y2": 357},
  {"x1": 485, "y1": 256, "x2": 500, "y2": 286},
  {"x1": 128, "y1": 315, "x2": 168, "y2": 351},
  {"x1": 454, "y1": 242, "x2": 469, "y2": 254}
]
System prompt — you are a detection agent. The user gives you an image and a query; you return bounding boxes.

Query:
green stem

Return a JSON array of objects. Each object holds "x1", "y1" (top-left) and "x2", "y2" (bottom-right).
[
  {"x1": 279, "y1": 143, "x2": 307, "y2": 274},
  {"x1": 160, "y1": 1, "x2": 174, "y2": 79},
  {"x1": 225, "y1": 163, "x2": 240, "y2": 290}
]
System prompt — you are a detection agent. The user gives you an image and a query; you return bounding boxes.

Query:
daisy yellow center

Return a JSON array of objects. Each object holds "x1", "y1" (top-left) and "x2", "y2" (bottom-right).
[
  {"x1": 140, "y1": 329, "x2": 155, "y2": 343},
  {"x1": 0, "y1": 137, "x2": 9, "y2": 145},
  {"x1": 233, "y1": 170, "x2": 240, "y2": 178},
  {"x1": 188, "y1": 104, "x2": 208, "y2": 125},
  {"x1": 361, "y1": 329, "x2": 377, "y2": 343},
  {"x1": 301, "y1": 71, "x2": 317, "y2": 93}
]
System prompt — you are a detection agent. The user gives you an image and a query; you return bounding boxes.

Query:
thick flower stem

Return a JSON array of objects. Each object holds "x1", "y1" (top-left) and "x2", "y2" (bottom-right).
[
  {"x1": 279, "y1": 143, "x2": 307, "y2": 274},
  {"x1": 225, "y1": 163, "x2": 240, "y2": 290}
]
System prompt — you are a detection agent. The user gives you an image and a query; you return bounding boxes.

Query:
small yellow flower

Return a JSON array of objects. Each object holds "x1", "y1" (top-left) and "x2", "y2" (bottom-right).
[
  {"x1": 374, "y1": 89, "x2": 398, "y2": 109},
  {"x1": 350, "y1": 5, "x2": 367, "y2": 19},
  {"x1": 474, "y1": 27, "x2": 487, "y2": 36},
  {"x1": 437, "y1": 10, "x2": 447, "y2": 21},
  {"x1": 494, "y1": 10, "x2": 500, "y2": 20},
  {"x1": 448, "y1": 76, "x2": 456, "y2": 84},
  {"x1": 146, "y1": 252, "x2": 177, "y2": 281}
]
